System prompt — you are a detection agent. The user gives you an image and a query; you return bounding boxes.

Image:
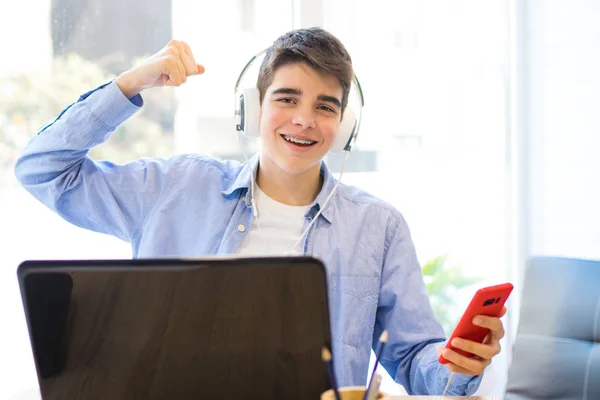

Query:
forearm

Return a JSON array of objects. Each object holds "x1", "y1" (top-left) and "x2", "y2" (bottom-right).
[
  {"x1": 15, "y1": 81, "x2": 140, "y2": 192},
  {"x1": 115, "y1": 71, "x2": 144, "y2": 99}
]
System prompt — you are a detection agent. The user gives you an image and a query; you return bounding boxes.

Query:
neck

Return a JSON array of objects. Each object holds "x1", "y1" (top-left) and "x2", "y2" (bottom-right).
[{"x1": 256, "y1": 156, "x2": 323, "y2": 206}]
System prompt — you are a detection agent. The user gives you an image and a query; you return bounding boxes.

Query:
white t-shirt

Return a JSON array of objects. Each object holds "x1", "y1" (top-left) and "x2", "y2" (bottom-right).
[{"x1": 234, "y1": 185, "x2": 309, "y2": 256}]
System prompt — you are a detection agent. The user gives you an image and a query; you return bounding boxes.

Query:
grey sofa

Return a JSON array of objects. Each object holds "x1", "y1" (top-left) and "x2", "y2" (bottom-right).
[{"x1": 505, "y1": 256, "x2": 600, "y2": 400}]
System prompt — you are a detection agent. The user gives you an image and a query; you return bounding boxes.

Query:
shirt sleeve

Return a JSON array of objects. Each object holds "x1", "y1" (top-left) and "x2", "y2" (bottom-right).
[
  {"x1": 374, "y1": 214, "x2": 483, "y2": 395},
  {"x1": 14, "y1": 80, "x2": 176, "y2": 242}
]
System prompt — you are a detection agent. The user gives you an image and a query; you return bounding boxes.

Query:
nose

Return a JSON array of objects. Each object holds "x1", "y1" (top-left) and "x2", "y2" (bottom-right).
[{"x1": 291, "y1": 107, "x2": 316, "y2": 129}]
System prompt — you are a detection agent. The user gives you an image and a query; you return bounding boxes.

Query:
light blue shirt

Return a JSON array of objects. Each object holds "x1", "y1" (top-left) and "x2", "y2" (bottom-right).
[{"x1": 14, "y1": 81, "x2": 483, "y2": 395}]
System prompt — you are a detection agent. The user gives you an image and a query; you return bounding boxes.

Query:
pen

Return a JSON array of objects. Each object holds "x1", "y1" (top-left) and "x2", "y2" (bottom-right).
[
  {"x1": 363, "y1": 330, "x2": 388, "y2": 400},
  {"x1": 321, "y1": 346, "x2": 341, "y2": 400}
]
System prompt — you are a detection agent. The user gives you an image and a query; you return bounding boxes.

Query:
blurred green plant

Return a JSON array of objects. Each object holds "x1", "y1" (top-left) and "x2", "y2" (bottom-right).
[
  {"x1": 422, "y1": 254, "x2": 482, "y2": 335},
  {"x1": 0, "y1": 52, "x2": 175, "y2": 183}
]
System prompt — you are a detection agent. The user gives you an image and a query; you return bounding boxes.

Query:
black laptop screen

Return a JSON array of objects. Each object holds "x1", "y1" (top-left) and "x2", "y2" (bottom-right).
[{"x1": 18, "y1": 257, "x2": 331, "y2": 400}]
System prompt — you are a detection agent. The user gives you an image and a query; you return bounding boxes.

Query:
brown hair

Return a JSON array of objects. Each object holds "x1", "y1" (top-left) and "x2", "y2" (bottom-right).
[{"x1": 257, "y1": 27, "x2": 353, "y2": 114}]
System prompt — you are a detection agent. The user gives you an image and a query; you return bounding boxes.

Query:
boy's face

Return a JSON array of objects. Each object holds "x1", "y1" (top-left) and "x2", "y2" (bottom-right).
[{"x1": 259, "y1": 62, "x2": 343, "y2": 175}]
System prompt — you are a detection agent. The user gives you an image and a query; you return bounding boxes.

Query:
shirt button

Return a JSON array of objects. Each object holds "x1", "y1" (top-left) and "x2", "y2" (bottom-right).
[{"x1": 238, "y1": 224, "x2": 246, "y2": 232}]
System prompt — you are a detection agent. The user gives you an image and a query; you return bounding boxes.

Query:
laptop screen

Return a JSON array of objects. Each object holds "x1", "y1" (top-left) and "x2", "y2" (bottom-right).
[{"x1": 18, "y1": 257, "x2": 331, "y2": 400}]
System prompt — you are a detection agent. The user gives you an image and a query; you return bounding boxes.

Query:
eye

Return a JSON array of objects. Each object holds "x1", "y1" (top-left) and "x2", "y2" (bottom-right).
[
  {"x1": 318, "y1": 105, "x2": 336, "y2": 113},
  {"x1": 277, "y1": 97, "x2": 295, "y2": 104}
]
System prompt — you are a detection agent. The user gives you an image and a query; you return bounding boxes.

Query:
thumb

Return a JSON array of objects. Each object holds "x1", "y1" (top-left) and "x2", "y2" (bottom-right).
[{"x1": 190, "y1": 64, "x2": 205, "y2": 75}]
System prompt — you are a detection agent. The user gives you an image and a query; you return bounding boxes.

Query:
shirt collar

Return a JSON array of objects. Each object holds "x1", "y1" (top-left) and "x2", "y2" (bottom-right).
[
  {"x1": 221, "y1": 154, "x2": 337, "y2": 224},
  {"x1": 221, "y1": 154, "x2": 259, "y2": 200}
]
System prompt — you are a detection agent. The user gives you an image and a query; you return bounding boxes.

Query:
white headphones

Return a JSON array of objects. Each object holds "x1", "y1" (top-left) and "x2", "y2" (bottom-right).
[{"x1": 233, "y1": 49, "x2": 365, "y2": 153}]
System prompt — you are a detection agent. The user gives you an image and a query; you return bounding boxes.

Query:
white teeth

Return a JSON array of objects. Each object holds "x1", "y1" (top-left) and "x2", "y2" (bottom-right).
[{"x1": 282, "y1": 135, "x2": 316, "y2": 145}]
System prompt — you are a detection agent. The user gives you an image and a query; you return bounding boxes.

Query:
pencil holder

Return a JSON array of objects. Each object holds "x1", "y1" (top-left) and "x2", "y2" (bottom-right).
[{"x1": 320, "y1": 386, "x2": 386, "y2": 400}]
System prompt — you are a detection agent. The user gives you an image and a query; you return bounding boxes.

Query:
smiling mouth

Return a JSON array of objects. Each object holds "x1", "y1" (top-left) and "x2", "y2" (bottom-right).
[{"x1": 281, "y1": 134, "x2": 317, "y2": 146}]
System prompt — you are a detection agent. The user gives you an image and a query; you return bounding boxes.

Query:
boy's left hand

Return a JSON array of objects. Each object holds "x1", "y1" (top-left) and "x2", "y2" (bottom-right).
[{"x1": 436, "y1": 306, "x2": 507, "y2": 376}]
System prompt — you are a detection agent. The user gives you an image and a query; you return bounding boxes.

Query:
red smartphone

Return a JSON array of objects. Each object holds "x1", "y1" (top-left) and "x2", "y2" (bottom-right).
[{"x1": 438, "y1": 282, "x2": 513, "y2": 364}]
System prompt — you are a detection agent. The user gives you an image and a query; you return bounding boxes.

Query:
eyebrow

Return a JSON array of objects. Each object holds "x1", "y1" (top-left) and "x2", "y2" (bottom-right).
[{"x1": 271, "y1": 87, "x2": 342, "y2": 109}]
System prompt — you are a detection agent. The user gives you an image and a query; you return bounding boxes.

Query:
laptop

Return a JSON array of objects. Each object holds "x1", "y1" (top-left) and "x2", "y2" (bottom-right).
[{"x1": 17, "y1": 257, "x2": 332, "y2": 400}]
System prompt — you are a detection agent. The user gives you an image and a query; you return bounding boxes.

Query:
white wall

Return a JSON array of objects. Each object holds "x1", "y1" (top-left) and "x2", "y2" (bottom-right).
[{"x1": 524, "y1": 0, "x2": 600, "y2": 260}]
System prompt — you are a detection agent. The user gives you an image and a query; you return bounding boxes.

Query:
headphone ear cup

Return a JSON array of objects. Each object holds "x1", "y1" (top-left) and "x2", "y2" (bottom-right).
[
  {"x1": 239, "y1": 87, "x2": 261, "y2": 138},
  {"x1": 331, "y1": 107, "x2": 357, "y2": 153}
]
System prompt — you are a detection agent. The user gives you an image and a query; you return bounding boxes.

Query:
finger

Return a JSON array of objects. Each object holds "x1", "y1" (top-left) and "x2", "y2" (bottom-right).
[
  {"x1": 180, "y1": 41, "x2": 196, "y2": 64},
  {"x1": 435, "y1": 345, "x2": 443, "y2": 357},
  {"x1": 473, "y1": 315, "x2": 505, "y2": 340},
  {"x1": 451, "y1": 338, "x2": 500, "y2": 360},
  {"x1": 442, "y1": 348, "x2": 489, "y2": 376},
  {"x1": 165, "y1": 75, "x2": 179, "y2": 87},
  {"x1": 499, "y1": 306, "x2": 507, "y2": 318},
  {"x1": 181, "y1": 52, "x2": 199, "y2": 76},
  {"x1": 163, "y1": 57, "x2": 184, "y2": 86},
  {"x1": 170, "y1": 40, "x2": 202, "y2": 76},
  {"x1": 180, "y1": 41, "x2": 205, "y2": 75},
  {"x1": 174, "y1": 42, "x2": 198, "y2": 76},
  {"x1": 482, "y1": 332, "x2": 492, "y2": 345},
  {"x1": 164, "y1": 45, "x2": 187, "y2": 85},
  {"x1": 438, "y1": 345, "x2": 474, "y2": 375},
  {"x1": 177, "y1": 40, "x2": 204, "y2": 74},
  {"x1": 176, "y1": 57, "x2": 187, "y2": 83}
]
